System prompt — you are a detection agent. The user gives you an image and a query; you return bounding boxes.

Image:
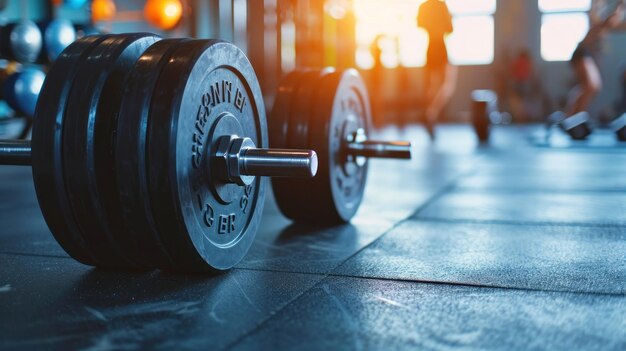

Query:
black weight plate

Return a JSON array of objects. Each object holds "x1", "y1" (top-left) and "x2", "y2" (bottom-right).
[
  {"x1": 287, "y1": 70, "x2": 319, "y2": 150},
  {"x1": 63, "y1": 34, "x2": 159, "y2": 268},
  {"x1": 309, "y1": 69, "x2": 371, "y2": 223},
  {"x1": 116, "y1": 38, "x2": 190, "y2": 269},
  {"x1": 268, "y1": 71, "x2": 303, "y2": 150},
  {"x1": 289, "y1": 68, "x2": 335, "y2": 150},
  {"x1": 269, "y1": 71, "x2": 303, "y2": 219},
  {"x1": 31, "y1": 35, "x2": 110, "y2": 265},
  {"x1": 147, "y1": 40, "x2": 267, "y2": 272},
  {"x1": 271, "y1": 69, "x2": 334, "y2": 221}
]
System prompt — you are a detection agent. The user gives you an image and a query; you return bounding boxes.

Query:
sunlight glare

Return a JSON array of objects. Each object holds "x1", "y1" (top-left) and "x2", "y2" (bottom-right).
[{"x1": 354, "y1": 0, "x2": 494, "y2": 68}]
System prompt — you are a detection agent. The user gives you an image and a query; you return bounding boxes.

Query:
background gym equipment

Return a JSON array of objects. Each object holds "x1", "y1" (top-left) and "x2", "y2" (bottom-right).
[
  {"x1": 471, "y1": 89, "x2": 500, "y2": 142},
  {"x1": 0, "y1": 34, "x2": 318, "y2": 272},
  {"x1": 38, "y1": 19, "x2": 76, "y2": 62},
  {"x1": 91, "y1": 0, "x2": 117, "y2": 22},
  {"x1": 0, "y1": 67, "x2": 45, "y2": 117},
  {"x1": 544, "y1": 110, "x2": 626, "y2": 143},
  {"x1": 270, "y1": 68, "x2": 412, "y2": 224},
  {"x1": 0, "y1": 20, "x2": 42, "y2": 63},
  {"x1": 560, "y1": 111, "x2": 593, "y2": 140},
  {"x1": 144, "y1": 0, "x2": 184, "y2": 30}
]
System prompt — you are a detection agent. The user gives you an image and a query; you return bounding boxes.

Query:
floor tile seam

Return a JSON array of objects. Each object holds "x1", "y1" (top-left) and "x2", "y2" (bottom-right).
[
  {"x1": 323, "y1": 272, "x2": 626, "y2": 297},
  {"x1": 325, "y1": 165, "x2": 479, "y2": 279},
  {"x1": 220, "y1": 272, "x2": 332, "y2": 350},
  {"x1": 410, "y1": 216, "x2": 626, "y2": 229},
  {"x1": 224, "y1": 264, "x2": 626, "y2": 350},
  {"x1": 528, "y1": 147, "x2": 626, "y2": 154},
  {"x1": 453, "y1": 187, "x2": 626, "y2": 194},
  {"x1": 407, "y1": 166, "x2": 479, "y2": 219},
  {"x1": 0, "y1": 251, "x2": 72, "y2": 260},
  {"x1": 234, "y1": 267, "x2": 626, "y2": 298},
  {"x1": 308, "y1": 161, "x2": 479, "y2": 280}
]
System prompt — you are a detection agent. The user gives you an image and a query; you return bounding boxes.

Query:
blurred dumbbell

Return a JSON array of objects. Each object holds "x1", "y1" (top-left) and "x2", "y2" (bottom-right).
[
  {"x1": 471, "y1": 89, "x2": 499, "y2": 142},
  {"x1": 560, "y1": 111, "x2": 592, "y2": 140},
  {"x1": 38, "y1": 19, "x2": 77, "y2": 62},
  {"x1": 1, "y1": 67, "x2": 45, "y2": 117},
  {"x1": 0, "y1": 20, "x2": 42, "y2": 63}
]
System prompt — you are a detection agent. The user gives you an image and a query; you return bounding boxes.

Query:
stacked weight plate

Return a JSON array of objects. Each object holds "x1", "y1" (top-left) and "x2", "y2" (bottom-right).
[{"x1": 32, "y1": 34, "x2": 269, "y2": 272}]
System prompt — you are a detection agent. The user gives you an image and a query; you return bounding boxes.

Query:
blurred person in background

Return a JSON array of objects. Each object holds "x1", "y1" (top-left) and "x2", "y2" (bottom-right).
[
  {"x1": 507, "y1": 48, "x2": 545, "y2": 122},
  {"x1": 369, "y1": 34, "x2": 385, "y2": 125},
  {"x1": 566, "y1": 0, "x2": 626, "y2": 119},
  {"x1": 418, "y1": 0, "x2": 456, "y2": 139}
]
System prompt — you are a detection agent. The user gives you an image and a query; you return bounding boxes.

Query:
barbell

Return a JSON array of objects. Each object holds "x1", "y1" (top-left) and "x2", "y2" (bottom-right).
[{"x1": 0, "y1": 33, "x2": 411, "y2": 272}]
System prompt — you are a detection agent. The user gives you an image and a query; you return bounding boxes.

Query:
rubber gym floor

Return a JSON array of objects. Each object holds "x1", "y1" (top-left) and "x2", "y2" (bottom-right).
[{"x1": 1, "y1": 125, "x2": 625, "y2": 350}]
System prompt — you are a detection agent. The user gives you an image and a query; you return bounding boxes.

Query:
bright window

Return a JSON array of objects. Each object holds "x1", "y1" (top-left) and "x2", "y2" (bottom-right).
[
  {"x1": 354, "y1": 0, "x2": 495, "y2": 69},
  {"x1": 539, "y1": 0, "x2": 591, "y2": 61},
  {"x1": 539, "y1": 0, "x2": 591, "y2": 12},
  {"x1": 447, "y1": 15, "x2": 494, "y2": 65}
]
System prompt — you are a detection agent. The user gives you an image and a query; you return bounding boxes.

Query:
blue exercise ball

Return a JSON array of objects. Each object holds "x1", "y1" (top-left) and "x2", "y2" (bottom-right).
[
  {"x1": 3, "y1": 69, "x2": 45, "y2": 117},
  {"x1": 4, "y1": 20, "x2": 43, "y2": 63},
  {"x1": 42, "y1": 19, "x2": 76, "y2": 61}
]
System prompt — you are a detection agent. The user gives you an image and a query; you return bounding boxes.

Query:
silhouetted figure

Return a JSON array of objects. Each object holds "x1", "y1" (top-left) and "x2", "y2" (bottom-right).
[
  {"x1": 566, "y1": 0, "x2": 626, "y2": 118},
  {"x1": 511, "y1": 49, "x2": 533, "y2": 95},
  {"x1": 370, "y1": 35, "x2": 384, "y2": 69},
  {"x1": 418, "y1": 0, "x2": 456, "y2": 139},
  {"x1": 507, "y1": 48, "x2": 542, "y2": 122},
  {"x1": 369, "y1": 34, "x2": 385, "y2": 126}
]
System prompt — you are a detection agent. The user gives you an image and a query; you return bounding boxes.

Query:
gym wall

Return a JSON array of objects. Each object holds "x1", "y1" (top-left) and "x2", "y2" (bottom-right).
[{"x1": 2, "y1": 0, "x2": 624, "y2": 123}]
